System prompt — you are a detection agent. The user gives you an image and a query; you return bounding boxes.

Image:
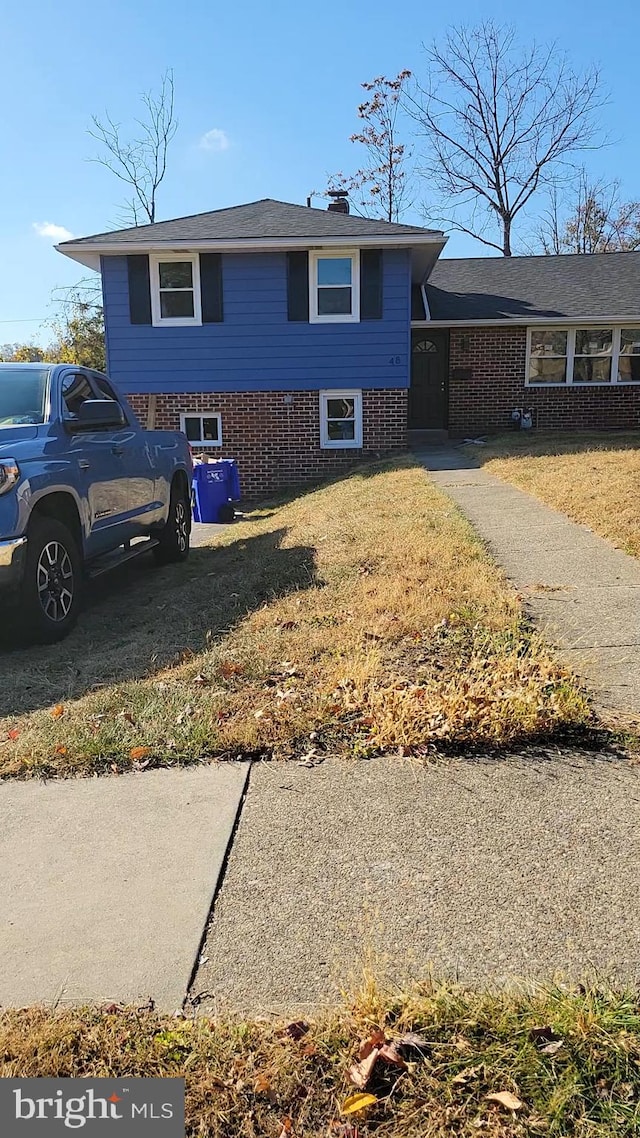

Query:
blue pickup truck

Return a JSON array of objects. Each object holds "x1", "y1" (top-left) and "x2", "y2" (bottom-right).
[{"x1": 0, "y1": 363, "x2": 193, "y2": 643}]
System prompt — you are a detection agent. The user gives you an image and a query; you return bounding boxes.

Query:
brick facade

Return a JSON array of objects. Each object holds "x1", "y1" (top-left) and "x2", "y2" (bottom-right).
[
  {"x1": 127, "y1": 389, "x2": 408, "y2": 498},
  {"x1": 448, "y1": 325, "x2": 640, "y2": 435}
]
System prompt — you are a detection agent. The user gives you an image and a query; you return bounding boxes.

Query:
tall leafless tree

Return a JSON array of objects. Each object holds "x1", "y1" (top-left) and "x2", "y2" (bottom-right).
[
  {"x1": 536, "y1": 170, "x2": 640, "y2": 253},
  {"x1": 325, "y1": 71, "x2": 414, "y2": 222},
  {"x1": 406, "y1": 23, "x2": 605, "y2": 255},
  {"x1": 90, "y1": 70, "x2": 177, "y2": 226}
]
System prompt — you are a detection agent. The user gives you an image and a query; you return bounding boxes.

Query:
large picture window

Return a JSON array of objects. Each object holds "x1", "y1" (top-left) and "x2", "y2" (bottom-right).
[{"x1": 527, "y1": 327, "x2": 640, "y2": 386}]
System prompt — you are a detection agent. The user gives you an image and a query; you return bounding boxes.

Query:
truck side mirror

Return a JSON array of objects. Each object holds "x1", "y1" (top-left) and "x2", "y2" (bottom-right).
[{"x1": 70, "y1": 400, "x2": 126, "y2": 431}]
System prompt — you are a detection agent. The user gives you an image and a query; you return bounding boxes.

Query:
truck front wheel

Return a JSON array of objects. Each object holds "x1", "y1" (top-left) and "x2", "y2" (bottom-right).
[{"x1": 18, "y1": 516, "x2": 82, "y2": 643}]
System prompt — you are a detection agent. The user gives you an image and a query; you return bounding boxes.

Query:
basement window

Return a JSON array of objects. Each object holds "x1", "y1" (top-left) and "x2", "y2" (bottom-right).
[
  {"x1": 526, "y1": 327, "x2": 640, "y2": 385},
  {"x1": 319, "y1": 390, "x2": 363, "y2": 448},
  {"x1": 180, "y1": 412, "x2": 222, "y2": 446}
]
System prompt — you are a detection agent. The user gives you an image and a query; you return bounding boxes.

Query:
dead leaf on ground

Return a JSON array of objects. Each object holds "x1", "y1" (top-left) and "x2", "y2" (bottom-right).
[
  {"x1": 192, "y1": 673, "x2": 210, "y2": 687},
  {"x1": 121, "y1": 711, "x2": 136, "y2": 726},
  {"x1": 220, "y1": 661, "x2": 244, "y2": 679},
  {"x1": 348, "y1": 1048, "x2": 380, "y2": 1089},
  {"x1": 280, "y1": 620, "x2": 297, "y2": 630},
  {"x1": 485, "y1": 1091, "x2": 523, "y2": 1112},
  {"x1": 7, "y1": 728, "x2": 20, "y2": 741},
  {"x1": 253, "y1": 1072, "x2": 272, "y2": 1094},
  {"x1": 130, "y1": 746, "x2": 151, "y2": 761},
  {"x1": 358, "y1": 1029, "x2": 386, "y2": 1061},
  {"x1": 378, "y1": 1042, "x2": 408, "y2": 1069},
  {"x1": 54, "y1": 745, "x2": 67, "y2": 756},
  {"x1": 50, "y1": 703, "x2": 65, "y2": 719},
  {"x1": 540, "y1": 1039, "x2": 564, "y2": 1055},
  {"x1": 277, "y1": 1118, "x2": 293, "y2": 1137},
  {"x1": 341, "y1": 1092, "x2": 377, "y2": 1115}
]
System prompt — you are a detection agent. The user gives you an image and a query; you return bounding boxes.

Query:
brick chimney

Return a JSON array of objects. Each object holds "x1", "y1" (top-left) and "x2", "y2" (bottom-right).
[{"x1": 327, "y1": 190, "x2": 350, "y2": 215}]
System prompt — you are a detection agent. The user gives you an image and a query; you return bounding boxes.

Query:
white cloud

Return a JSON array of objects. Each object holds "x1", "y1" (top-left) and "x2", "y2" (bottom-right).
[
  {"x1": 33, "y1": 221, "x2": 74, "y2": 242},
  {"x1": 198, "y1": 128, "x2": 230, "y2": 153}
]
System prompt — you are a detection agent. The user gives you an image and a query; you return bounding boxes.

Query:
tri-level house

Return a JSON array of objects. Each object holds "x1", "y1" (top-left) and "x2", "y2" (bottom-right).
[{"x1": 58, "y1": 196, "x2": 640, "y2": 495}]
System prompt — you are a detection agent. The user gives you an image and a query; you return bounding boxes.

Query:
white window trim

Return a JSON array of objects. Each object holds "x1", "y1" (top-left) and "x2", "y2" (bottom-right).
[
  {"x1": 525, "y1": 325, "x2": 640, "y2": 387},
  {"x1": 309, "y1": 250, "x2": 360, "y2": 324},
  {"x1": 319, "y1": 389, "x2": 363, "y2": 449},
  {"x1": 150, "y1": 253, "x2": 202, "y2": 328},
  {"x1": 179, "y1": 411, "x2": 222, "y2": 446}
]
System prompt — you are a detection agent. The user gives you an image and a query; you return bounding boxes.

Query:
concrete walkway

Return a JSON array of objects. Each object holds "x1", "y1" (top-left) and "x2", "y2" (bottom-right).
[
  {"x1": 192, "y1": 753, "x2": 640, "y2": 1015},
  {"x1": 0, "y1": 764, "x2": 248, "y2": 1010},
  {"x1": 418, "y1": 447, "x2": 640, "y2": 720}
]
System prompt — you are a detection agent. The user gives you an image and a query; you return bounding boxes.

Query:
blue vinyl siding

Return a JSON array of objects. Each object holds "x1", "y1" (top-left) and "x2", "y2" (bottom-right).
[{"x1": 101, "y1": 249, "x2": 411, "y2": 393}]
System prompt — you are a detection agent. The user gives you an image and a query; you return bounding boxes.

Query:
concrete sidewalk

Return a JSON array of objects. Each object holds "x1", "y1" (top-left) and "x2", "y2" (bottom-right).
[
  {"x1": 192, "y1": 753, "x2": 640, "y2": 1015},
  {"x1": 0, "y1": 763, "x2": 248, "y2": 1010},
  {"x1": 418, "y1": 447, "x2": 640, "y2": 719}
]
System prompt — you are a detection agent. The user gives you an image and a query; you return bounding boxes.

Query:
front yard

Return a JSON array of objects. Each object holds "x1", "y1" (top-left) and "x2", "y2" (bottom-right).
[
  {"x1": 466, "y1": 432, "x2": 640, "y2": 559},
  {"x1": 3, "y1": 982, "x2": 640, "y2": 1136},
  {"x1": 0, "y1": 457, "x2": 591, "y2": 778}
]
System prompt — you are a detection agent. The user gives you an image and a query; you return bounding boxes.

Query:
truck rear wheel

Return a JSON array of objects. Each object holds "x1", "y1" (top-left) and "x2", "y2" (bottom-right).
[
  {"x1": 18, "y1": 516, "x2": 82, "y2": 643},
  {"x1": 153, "y1": 482, "x2": 191, "y2": 565}
]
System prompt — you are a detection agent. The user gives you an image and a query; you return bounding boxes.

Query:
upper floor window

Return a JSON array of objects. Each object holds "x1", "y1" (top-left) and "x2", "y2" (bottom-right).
[
  {"x1": 150, "y1": 254, "x2": 202, "y2": 327},
  {"x1": 309, "y1": 251, "x2": 360, "y2": 324},
  {"x1": 527, "y1": 327, "x2": 640, "y2": 385}
]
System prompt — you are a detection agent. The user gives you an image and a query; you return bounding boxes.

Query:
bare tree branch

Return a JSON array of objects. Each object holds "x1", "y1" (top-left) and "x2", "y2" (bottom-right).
[
  {"x1": 406, "y1": 22, "x2": 606, "y2": 254},
  {"x1": 89, "y1": 70, "x2": 177, "y2": 226},
  {"x1": 323, "y1": 71, "x2": 415, "y2": 222},
  {"x1": 534, "y1": 168, "x2": 640, "y2": 253}
]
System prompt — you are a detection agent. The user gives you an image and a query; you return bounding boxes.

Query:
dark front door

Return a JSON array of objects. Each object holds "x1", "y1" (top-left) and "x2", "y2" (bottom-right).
[{"x1": 409, "y1": 330, "x2": 449, "y2": 429}]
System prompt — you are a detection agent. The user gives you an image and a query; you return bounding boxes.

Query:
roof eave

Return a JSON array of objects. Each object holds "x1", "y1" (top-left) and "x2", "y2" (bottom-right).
[
  {"x1": 413, "y1": 314, "x2": 640, "y2": 326},
  {"x1": 56, "y1": 232, "x2": 447, "y2": 272}
]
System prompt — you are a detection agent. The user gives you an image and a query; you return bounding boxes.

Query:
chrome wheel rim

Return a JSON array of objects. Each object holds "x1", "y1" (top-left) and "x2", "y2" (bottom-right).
[
  {"x1": 37, "y1": 541, "x2": 74, "y2": 623},
  {"x1": 175, "y1": 501, "x2": 188, "y2": 553}
]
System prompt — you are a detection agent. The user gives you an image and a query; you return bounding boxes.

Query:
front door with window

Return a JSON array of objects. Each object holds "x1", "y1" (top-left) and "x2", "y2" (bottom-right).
[{"x1": 409, "y1": 330, "x2": 449, "y2": 429}]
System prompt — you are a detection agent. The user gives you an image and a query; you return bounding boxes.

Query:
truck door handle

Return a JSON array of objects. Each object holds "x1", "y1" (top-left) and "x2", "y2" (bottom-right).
[
  {"x1": 112, "y1": 445, "x2": 124, "y2": 456},
  {"x1": 78, "y1": 460, "x2": 90, "y2": 470}
]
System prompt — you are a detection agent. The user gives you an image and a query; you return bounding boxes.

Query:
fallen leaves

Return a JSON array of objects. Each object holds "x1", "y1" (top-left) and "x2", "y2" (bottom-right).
[
  {"x1": 341, "y1": 1093, "x2": 377, "y2": 1116},
  {"x1": 7, "y1": 728, "x2": 19, "y2": 741},
  {"x1": 130, "y1": 746, "x2": 151, "y2": 761},
  {"x1": 485, "y1": 1091, "x2": 523, "y2": 1112},
  {"x1": 347, "y1": 1028, "x2": 425, "y2": 1092},
  {"x1": 50, "y1": 704, "x2": 65, "y2": 719}
]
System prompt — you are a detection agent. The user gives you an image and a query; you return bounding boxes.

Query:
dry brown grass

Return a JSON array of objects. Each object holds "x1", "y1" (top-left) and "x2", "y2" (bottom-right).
[
  {"x1": 469, "y1": 433, "x2": 640, "y2": 558},
  {"x1": 0, "y1": 458, "x2": 591, "y2": 778},
  {"x1": 2, "y1": 980, "x2": 640, "y2": 1135}
]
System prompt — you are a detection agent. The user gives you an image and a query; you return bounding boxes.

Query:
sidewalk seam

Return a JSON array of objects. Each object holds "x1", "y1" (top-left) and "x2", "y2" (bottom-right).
[{"x1": 182, "y1": 761, "x2": 253, "y2": 1010}]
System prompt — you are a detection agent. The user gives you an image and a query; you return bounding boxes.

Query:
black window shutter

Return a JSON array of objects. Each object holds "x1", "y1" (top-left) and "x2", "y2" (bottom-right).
[
  {"x1": 127, "y1": 255, "x2": 152, "y2": 324},
  {"x1": 360, "y1": 249, "x2": 383, "y2": 319},
  {"x1": 287, "y1": 251, "x2": 309, "y2": 321},
  {"x1": 200, "y1": 253, "x2": 224, "y2": 322}
]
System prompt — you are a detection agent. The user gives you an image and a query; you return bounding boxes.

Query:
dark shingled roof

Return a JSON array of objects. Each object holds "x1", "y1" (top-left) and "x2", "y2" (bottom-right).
[
  {"x1": 63, "y1": 198, "x2": 442, "y2": 247},
  {"x1": 421, "y1": 251, "x2": 640, "y2": 321}
]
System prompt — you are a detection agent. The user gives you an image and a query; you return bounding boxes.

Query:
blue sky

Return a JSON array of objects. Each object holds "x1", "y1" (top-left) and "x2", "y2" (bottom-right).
[{"x1": 2, "y1": 0, "x2": 638, "y2": 346}]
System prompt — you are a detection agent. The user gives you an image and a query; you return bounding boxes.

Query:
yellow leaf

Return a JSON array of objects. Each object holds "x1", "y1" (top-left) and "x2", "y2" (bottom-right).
[
  {"x1": 130, "y1": 746, "x2": 151, "y2": 761},
  {"x1": 51, "y1": 704, "x2": 65, "y2": 719},
  {"x1": 341, "y1": 1092, "x2": 377, "y2": 1115},
  {"x1": 485, "y1": 1091, "x2": 523, "y2": 1112},
  {"x1": 55, "y1": 745, "x2": 67, "y2": 756}
]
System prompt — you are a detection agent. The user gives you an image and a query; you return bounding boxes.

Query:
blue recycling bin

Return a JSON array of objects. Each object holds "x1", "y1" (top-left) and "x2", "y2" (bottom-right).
[{"x1": 192, "y1": 460, "x2": 240, "y2": 523}]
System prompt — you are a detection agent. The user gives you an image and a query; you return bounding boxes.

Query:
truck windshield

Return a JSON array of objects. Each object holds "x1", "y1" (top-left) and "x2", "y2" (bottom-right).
[{"x1": 0, "y1": 368, "x2": 49, "y2": 426}]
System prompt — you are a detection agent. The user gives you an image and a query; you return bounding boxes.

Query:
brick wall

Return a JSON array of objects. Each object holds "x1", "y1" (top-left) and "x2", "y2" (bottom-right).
[
  {"x1": 127, "y1": 389, "x2": 408, "y2": 498},
  {"x1": 448, "y1": 326, "x2": 640, "y2": 435}
]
